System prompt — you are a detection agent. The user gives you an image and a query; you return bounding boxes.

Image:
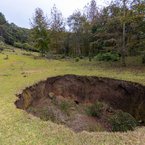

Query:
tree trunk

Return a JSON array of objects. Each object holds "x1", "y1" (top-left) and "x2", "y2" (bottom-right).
[
  {"x1": 122, "y1": 22, "x2": 126, "y2": 66},
  {"x1": 121, "y1": 0, "x2": 126, "y2": 67}
]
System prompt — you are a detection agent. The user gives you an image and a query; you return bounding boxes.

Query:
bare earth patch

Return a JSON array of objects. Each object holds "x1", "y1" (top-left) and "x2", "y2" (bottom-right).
[{"x1": 15, "y1": 74, "x2": 145, "y2": 132}]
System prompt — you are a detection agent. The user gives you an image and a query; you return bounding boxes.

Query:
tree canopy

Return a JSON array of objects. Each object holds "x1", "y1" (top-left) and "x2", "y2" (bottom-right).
[
  {"x1": 0, "y1": 0, "x2": 145, "y2": 65},
  {"x1": 30, "y1": 8, "x2": 50, "y2": 54}
]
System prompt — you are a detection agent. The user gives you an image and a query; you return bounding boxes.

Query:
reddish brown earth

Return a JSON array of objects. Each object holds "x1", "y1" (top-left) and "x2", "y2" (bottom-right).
[{"x1": 15, "y1": 75, "x2": 145, "y2": 132}]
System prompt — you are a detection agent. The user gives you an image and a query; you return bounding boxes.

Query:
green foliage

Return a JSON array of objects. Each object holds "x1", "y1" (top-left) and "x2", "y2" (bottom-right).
[
  {"x1": 67, "y1": 10, "x2": 89, "y2": 56},
  {"x1": 75, "y1": 57, "x2": 80, "y2": 62},
  {"x1": 87, "y1": 101, "x2": 104, "y2": 117},
  {"x1": 0, "y1": 12, "x2": 30, "y2": 46},
  {"x1": 109, "y1": 110, "x2": 137, "y2": 132},
  {"x1": 31, "y1": 8, "x2": 50, "y2": 55},
  {"x1": 95, "y1": 52, "x2": 120, "y2": 62},
  {"x1": 0, "y1": 0, "x2": 145, "y2": 61},
  {"x1": 0, "y1": 36, "x2": 4, "y2": 43},
  {"x1": 39, "y1": 107, "x2": 56, "y2": 121},
  {"x1": 14, "y1": 42, "x2": 37, "y2": 52},
  {"x1": 142, "y1": 55, "x2": 145, "y2": 64},
  {"x1": 0, "y1": 12, "x2": 6, "y2": 25},
  {"x1": 104, "y1": 39, "x2": 116, "y2": 47},
  {"x1": 14, "y1": 42, "x2": 23, "y2": 48},
  {"x1": 79, "y1": 56, "x2": 84, "y2": 59},
  {"x1": 0, "y1": 49, "x2": 145, "y2": 144},
  {"x1": 90, "y1": 40, "x2": 104, "y2": 53},
  {"x1": 28, "y1": 107, "x2": 56, "y2": 122},
  {"x1": 23, "y1": 43, "x2": 31, "y2": 50},
  {"x1": 49, "y1": 5, "x2": 65, "y2": 53},
  {"x1": 59, "y1": 100, "x2": 71, "y2": 114}
]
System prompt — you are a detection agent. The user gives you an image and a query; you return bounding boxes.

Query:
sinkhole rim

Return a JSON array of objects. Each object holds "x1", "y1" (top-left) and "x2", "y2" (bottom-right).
[{"x1": 15, "y1": 74, "x2": 145, "y2": 133}]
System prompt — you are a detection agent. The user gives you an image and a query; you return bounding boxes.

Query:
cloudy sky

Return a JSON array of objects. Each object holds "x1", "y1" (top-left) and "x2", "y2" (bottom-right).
[{"x1": 0, "y1": 0, "x2": 108, "y2": 28}]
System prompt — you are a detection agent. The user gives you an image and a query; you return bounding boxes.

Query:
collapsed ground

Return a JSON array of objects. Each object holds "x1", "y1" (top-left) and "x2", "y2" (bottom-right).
[
  {"x1": 15, "y1": 74, "x2": 145, "y2": 133},
  {"x1": 1, "y1": 48, "x2": 145, "y2": 145}
]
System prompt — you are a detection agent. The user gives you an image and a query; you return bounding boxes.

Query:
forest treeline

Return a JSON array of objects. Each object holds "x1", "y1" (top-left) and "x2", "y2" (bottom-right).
[
  {"x1": 0, "y1": 12, "x2": 29, "y2": 46},
  {"x1": 0, "y1": 0, "x2": 145, "y2": 65}
]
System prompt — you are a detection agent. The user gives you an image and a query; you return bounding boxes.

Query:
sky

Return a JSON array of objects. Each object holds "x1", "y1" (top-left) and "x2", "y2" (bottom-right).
[{"x1": 0, "y1": 0, "x2": 108, "y2": 28}]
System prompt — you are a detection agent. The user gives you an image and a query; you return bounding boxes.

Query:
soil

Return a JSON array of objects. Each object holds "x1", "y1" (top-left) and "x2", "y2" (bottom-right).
[{"x1": 15, "y1": 75, "x2": 145, "y2": 132}]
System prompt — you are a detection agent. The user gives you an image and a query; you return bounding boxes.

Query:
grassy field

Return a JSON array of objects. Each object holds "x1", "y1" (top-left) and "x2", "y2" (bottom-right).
[{"x1": 0, "y1": 48, "x2": 145, "y2": 145}]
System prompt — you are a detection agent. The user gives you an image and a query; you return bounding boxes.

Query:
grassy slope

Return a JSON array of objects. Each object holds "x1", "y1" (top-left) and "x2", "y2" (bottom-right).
[{"x1": 0, "y1": 48, "x2": 145, "y2": 145}]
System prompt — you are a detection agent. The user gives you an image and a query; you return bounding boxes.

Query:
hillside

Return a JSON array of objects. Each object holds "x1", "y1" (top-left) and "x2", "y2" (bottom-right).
[{"x1": 0, "y1": 48, "x2": 145, "y2": 145}]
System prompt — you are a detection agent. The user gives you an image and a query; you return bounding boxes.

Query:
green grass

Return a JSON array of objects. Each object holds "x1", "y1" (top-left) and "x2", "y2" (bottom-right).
[{"x1": 0, "y1": 48, "x2": 145, "y2": 145}]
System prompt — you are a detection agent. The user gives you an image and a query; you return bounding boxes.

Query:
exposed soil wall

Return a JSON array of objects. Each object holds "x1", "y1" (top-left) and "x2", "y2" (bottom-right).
[{"x1": 15, "y1": 75, "x2": 145, "y2": 124}]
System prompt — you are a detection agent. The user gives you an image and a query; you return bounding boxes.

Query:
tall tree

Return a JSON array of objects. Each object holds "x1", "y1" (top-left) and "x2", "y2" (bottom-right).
[
  {"x1": 50, "y1": 5, "x2": 65, "y2": 32},
  {"x1": 122, "y1": 0, "x2": 127, "y2": 66},
  {"x1": 67, "y1": 10, "x2": 87, "y2": 55},
  {"x1": 50, "y1": 5, "x2": 65, "y2": 53},
  {"x1": 0, "y1": 12, "x2": 6, "y2": 25},
  {"x1": 84, "y1": 0, "x2": 98, "y2": 24},
  {"x1": 30, "y1": 8, "x2": 49, "y2": 55}
]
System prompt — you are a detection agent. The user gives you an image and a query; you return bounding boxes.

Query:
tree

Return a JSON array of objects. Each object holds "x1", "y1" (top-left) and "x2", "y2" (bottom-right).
[
  {"x1": 30, "y1": 8, "x2": 49, "y2": 55},
  {"x1": 122, "y1": 0, "x2": 127, "y2": 66},
  {"x1": 84, "y1": 0, "x2": 98, "y2": 24},
  {"x1": 50, "y1": 5, "x2": 65, "y2": 32},
  {"x1": 128, "y1": 0, "x2": 145, "y2": 55},
  {"x1": 67, "y1": 10, "x2": 88, "y2": 55},
  {"x1": 89, "y1": 3, "x2": 120, "y2": 56},
  {"x1": 50, "y1": 5, "x2": 65, "y2": 53},
  {"x1": 0, "y1": 12, "x2": 6, "y2": 25},
  {"x1": 0, "y1": 12, "x2": 30, "y2": 46}
]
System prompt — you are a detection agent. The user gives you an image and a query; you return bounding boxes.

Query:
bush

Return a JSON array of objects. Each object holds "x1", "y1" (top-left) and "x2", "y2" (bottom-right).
[
  {"x1": 79, "y1": 56, "x2": 84, "y2": 59},
  {"x1": 14, "y1": 42, "x2": 39, "y2": 52},
  {"x1": 14, "y1": 42, "x2": 31, "y2": 50},
  {"x1": 23, "y1": 43, "x2": 31, "y2": 50},
  {"x1": 39, "y1": 107, "x2": 56, "y2": 121},
  {"x1": 142, "y1": 55, "x2": 145, "y2": 64},
  {"x1": 95, "y1": 52, "x2": 120, "y2": 62},
  {"x1": 28, "y1": 107, "x2": 56, "y2": 122},
  {"x1": 104, "y1": 38, "x2": 116, "y2": 47},
  {"x1": 59, "y1": 100, "x2": 71, "y2": 115},
  {"x1": 109, "y1": 110, "x2": 137, "y2": 132},
  {"x1": 0, "y1": 40, "x2": 4, "y2": 52},
  {"x1": 0, "y1": 36, "x2": 4, "y2": 43},
  {"x1": 75, "y1": 57, "x2": 80, "y2": 62},
  {"x1": 87, "y1": 101, "x2": 104, "y2": 118},
  {"x1": 60, "y1": 55, "x2": 66, "y2": 59},
  {"x1": 89, "y1": 56, "x2": 92, "y2": 61},
  {"x1": 14, "y1": 42, "x2": 23, "y2": 48}
]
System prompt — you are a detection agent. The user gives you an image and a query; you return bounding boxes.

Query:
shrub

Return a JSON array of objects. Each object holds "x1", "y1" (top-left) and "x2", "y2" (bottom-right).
[
  {"x1": 28, "y1": 107, "x2": 57, "y2": 122},
  {"x1": 79, "y1": 56, "x2": 84, "y2": 59},
  {"x1": 14, "y1": 42, "x2": 23, "y2": 48},
  {"x1": 39, "y1": 107, "x2": 56, "y2": 121},
  {"x1": 87, "y1": 101, "x2": 104, "y2": 118},
  {"x1": 89, "y1": 56, "x2": 92, "y2": 61},
  {"x1": 75, "y1": 57, "x2": 80, "y2": 62},
  {"x1": 0, "y1": 36, "x2": 4, "y2": 43},
  {"x1": 104, "y1": 38, "x2": 116, "y2": 47},
  {"x1": 95, "y1": 52, "x2": 120, "y2": 62},
  {"x1": 14, "y1": 42, "x2": 39, "y2": 52},
  {"x1": 59, "y1": 100, "x2": 71, "y2": 115},
  {"x1": 23, "y1": 43, "x2": 31, "y2": 50},
  {"x1": 109, "y1": 110, "x2": 137, "y2": 132},
  {"x1": 142, "y1": 55, "x2": 145, "y2": 64},
  {"x1": 60, "y1": 55, "x2": 66, "y2": 59}
]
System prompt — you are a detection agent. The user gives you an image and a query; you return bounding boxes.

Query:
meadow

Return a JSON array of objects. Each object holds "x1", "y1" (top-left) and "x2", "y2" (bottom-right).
[{"x1": 0, "y1": 48, "x2": 145, "y2": 145}]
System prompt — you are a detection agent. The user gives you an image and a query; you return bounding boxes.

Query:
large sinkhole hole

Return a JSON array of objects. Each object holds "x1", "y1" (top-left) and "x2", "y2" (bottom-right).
[{"x1": 15, "y1": 75, "x2": 145, "y2": 132}]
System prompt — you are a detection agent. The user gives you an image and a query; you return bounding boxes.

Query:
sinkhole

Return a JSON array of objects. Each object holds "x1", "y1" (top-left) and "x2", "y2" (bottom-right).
[{"x1": 15, "y1": 75, "x2": 145, "y2": 132}]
